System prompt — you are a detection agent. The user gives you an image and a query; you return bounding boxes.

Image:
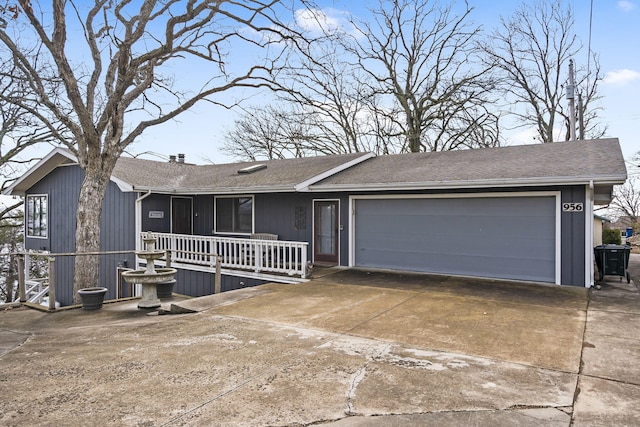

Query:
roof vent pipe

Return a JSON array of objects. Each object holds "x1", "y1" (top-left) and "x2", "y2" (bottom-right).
[
  {"x1": 169, "y1": 155, "x2": 176, "y2": 163},
  {"x1": 177, "y1": 153, "x2": 185, "y2": 163}
]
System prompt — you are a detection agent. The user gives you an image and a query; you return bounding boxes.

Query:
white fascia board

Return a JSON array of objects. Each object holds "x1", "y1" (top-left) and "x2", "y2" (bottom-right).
[
  {"x1": 308, "y1": 175, "x2": 628, "y2": 193},
  {"x1": 294, "y1": 153, "x2": 376, "y2": 192},
  {"x1": 3, "y1": 147, "x2": 77, "y2": 196},
  {"x1": 129, "y1": 185, "x2": 296, "y2": 195},
  {"x1": 3, "y1": 146, "x2": 140, "y2": 195},
  {"x1": 111, "y1": 176, "x2": 134, "y2": 192}
]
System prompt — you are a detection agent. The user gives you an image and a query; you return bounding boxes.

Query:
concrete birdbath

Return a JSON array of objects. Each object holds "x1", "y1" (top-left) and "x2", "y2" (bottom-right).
[{"x1": 122, "y1": 232, "x2": 176, "y2": 309}]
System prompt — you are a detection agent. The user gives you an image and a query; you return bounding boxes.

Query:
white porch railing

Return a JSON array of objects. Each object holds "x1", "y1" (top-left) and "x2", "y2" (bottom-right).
[
  {"x1": 10, "y1": 278, "x2": 49, "y2": 305},
  {"x1": 146, "y1": 232, "x2": 309, "y2": 279}
]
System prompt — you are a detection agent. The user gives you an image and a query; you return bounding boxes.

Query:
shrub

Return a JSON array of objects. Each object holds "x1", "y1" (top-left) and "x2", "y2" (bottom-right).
[{"x1": 602, "y1": 228, "x2": 622, "y2": 245}]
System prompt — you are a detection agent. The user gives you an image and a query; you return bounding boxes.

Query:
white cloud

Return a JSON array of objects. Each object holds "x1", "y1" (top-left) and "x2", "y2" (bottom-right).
[
  {"x1": 618, "y1": 1, "x2": 637, "y2": 12},
  {"x1": 294, "y1": 8, "x2": 359, "y2": 37},
  {"x1": 602, "y1": 69, "x2": 640, "y2": 85}
]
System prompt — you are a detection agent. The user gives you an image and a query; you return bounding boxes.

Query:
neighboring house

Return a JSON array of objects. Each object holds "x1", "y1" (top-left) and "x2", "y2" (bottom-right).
[
  {"x1": 5, "y1": 138, "x2": 627, "y2": 306},
  {"x1": 609, "y1": 216, "x2": 637, "y2": 237},
  {"x1": 593, "y1": 214, "x2": 611, "y2": 246}
]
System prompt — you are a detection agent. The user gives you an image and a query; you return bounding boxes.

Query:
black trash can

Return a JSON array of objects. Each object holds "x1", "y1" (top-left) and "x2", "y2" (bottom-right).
[{"x1": 594, "y1": 244, "x2": 631, "y2": 283}]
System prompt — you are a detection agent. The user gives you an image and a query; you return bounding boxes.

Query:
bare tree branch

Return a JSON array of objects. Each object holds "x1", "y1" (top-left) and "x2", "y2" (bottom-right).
[
  {"x1": 480, "y1": 0, "x2": 603, "y2": 143},
  {"x1": 0, "y1": 0, "x2": 307, "y2": 300},
  {"x1": 347, "y1": 0, "x2": 498, "y2": 152},
  {"x1": 226, "y1": 0, "x2": 499, "y2": 159}
]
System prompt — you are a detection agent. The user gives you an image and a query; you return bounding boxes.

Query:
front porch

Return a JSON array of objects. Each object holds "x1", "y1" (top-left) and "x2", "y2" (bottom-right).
[{"x1": 143, "y1": 232, "x2": 310, "y2": 283}]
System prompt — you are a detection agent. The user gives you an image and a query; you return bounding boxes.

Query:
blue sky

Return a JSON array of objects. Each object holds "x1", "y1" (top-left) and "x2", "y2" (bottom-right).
[
  {"x1": 129, "y1": 0, "x2": 639, "y2": 166},
  {"x1": 4, "y1": 0, "x2": 637, "y2": 169}
]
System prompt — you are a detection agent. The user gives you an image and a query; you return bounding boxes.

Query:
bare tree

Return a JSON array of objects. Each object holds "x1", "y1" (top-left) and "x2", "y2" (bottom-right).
[
  {"x1": 610, "y1": 176, "x2": 640, "y2": 230},
  {"x1": 222, "y1": 104, "x2": 323, "y2": 160},
  {"x1": 482, "y1": 0, "x2": 604, "y2": 143},
  {"x1": 0, "y1": 0, "x2": 302, "y2": 300},
  {"x1": 225, "y1": 23, "x2": 399, "y2": 159},
  {"x1": 223, "y1": 0, "x2": 499, "y2": 160},
  {"x1": 0, "y1": 211, "x2": 23, "y2": 303},
  {"x1": 276, "y1": 30, "x2": 392, "y2": 155},
  {"x1": 348, "y1": 0, "x2": 498, "y2": 152},
  {"x1": 0, "y1": 42, "x2": 62, "y2": 226}
]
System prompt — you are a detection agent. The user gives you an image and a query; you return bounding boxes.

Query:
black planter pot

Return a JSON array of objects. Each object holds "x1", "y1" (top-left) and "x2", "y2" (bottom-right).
[
  {"x1": 156, "y1": 280, "x2": 176, "y2": 299},
  {"x1": 77, "y1": 287, "x2": 108, "y2": 310}
]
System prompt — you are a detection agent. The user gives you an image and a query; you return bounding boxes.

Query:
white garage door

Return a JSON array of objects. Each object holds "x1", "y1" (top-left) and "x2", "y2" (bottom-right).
[{"x1": 353, "y1": 196, "x2": 557, "y2": 283}]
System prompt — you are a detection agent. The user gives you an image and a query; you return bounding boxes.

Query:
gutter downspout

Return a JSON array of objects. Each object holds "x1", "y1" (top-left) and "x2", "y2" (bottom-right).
[
  {"x1": 134, "y1": 191, "x2": 152, "y2": 298},
  {"x1": 135, "y1": 190, "x2": 152, "y2": 252},
  {"x1": 586, "y1": 181, "x2": 594, "y2": 288}
]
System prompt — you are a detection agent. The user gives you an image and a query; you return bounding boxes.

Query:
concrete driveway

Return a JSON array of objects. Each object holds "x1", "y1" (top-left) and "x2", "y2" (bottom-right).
[{"x1": 1, "y1": 257, "x2": 639, "y2": 426}]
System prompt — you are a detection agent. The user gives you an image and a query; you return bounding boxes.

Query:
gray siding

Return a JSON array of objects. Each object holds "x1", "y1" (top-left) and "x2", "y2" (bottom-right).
[
  {"x1": 141, "y1": 186, "x2": 588, "y2": 286},
  {"x1": 24, "y1": 173, "x2": 589, "y2": 305},
  {"x1": 141, "y1": 194, "x2": 171, "y2": 232},
  {"x1": 173, "y1": 269, "x2": 267, "y2": 296},
  {"x1": 560, "y1": 185, "x2": 586, "y2": 286},
  {"x1": 25, "y1": 164, "x2": 136, "y2": 305}
]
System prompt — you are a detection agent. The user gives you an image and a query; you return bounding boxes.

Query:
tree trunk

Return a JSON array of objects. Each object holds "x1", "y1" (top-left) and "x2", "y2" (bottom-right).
[
  {"x1": 6, "y1": 253, "x2": 17, "y2": 303},
  {"x1": 72, "y1": 169, "x2": 110, "y2": 302},
  {"x1": 407, "y1": 117, "x2": 421, "y2": 153}
]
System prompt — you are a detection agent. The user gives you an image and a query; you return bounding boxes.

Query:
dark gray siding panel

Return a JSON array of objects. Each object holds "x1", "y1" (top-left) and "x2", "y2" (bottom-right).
[
  {"x1": 25, "y1": 164, "x2": 136, "y2": 306},
  {"x1": 254, "y1": 193, "x2": 314, "y2": 262},
  {"x1": 254, "y1": 193, "x2": 312, "y2": 242},
  {"x1": 354, "y1": 196, "x2": 556, "y2": 283},
  {"x1": 560, "y1": 186, "x2": 586, "y2": 286},
  {"x1": 173, "y1": 269, "x2": 267, "y2": 296},
  {"x1": 97, "y1": 179, "x2": 137, "y2": 302},
  {"x1": 142, "y1": 194, "x2": 171, "y2": 232}
]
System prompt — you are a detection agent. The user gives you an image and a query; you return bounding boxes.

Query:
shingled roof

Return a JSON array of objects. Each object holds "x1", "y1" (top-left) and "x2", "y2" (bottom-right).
[
  {"x1": 309, "y1": 138, "x2": 627, "y2": 191},
  {"x1": 111, "y1": 152, "x2": 373, "y2": 193},
  {"x1": 4, "y1": 138, "x2": 627, "y2": 197}
]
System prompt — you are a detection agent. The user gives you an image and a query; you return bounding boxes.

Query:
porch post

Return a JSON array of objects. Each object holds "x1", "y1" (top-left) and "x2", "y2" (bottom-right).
[
  {"x1": 18, "y1": 254, "x2": 26, "y2": 303},
  {"x1": 214, "y1": 256, "x2": 221, "y2": 294},
  {"x1": 48, "y1": 257, "x2": 56, "y2": 311},
  {"x1": 301, "y1": 244, "x2": 308, "y2": 278},
  {"x1": 166, "y1": 249, "x2": 172, "y2": 268}
]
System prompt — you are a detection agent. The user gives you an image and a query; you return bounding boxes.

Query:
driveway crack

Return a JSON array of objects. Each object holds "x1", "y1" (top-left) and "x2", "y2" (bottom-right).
[
  {"x1": 345, "y1": 342, "x2": 392, "y2": 416},
  {"x1": 570, "y1": 291, "x2": 592, "y2": 425}
]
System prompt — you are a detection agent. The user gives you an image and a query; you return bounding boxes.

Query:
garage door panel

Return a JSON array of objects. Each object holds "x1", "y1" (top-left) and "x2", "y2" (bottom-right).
[{"x1": 354, "y1": 197, "x2": 556, "y2": 283}]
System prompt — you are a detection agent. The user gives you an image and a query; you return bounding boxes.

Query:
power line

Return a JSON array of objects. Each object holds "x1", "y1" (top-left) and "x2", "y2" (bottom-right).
[{"x1": 587, "y1": 0, "x2": 594, "y2": 88}]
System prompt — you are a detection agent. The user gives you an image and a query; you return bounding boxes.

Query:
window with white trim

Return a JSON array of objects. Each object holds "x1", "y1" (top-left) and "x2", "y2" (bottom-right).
[
  {"x1": 26, "y1": 194, "x2": 48, "y2": 238},
  {"x1": 215, "y1": 196, "x2": 253, "y2": 234}
]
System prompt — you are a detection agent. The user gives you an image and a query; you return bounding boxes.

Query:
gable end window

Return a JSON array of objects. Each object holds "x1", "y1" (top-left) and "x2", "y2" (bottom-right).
[
  {"x1": 26, "y1": 194, "x2": 48, "y2": 238},
  {"x1": 215, "y1": 196, "x2": 254, "y2": 234}
]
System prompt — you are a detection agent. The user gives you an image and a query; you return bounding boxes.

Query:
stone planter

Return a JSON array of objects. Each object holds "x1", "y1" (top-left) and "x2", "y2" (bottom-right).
[
  {"x1": 77, "y1": 287, "x2": 108, "y2": 310},
  {"x1": 156, "y1": 279, "x2": 176, "y2": 299}
]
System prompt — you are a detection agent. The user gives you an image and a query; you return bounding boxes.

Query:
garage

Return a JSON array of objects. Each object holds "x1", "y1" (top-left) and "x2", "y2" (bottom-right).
[{"x1": 352, "y1": 194, "x2": 558, "y2": 283}]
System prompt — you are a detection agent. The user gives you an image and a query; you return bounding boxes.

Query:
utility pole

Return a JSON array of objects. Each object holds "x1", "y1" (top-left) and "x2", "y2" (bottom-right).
[
  {"x1": 577, "y1": 92, "x2": 585, "y2": 140},
  {"x1": 567, "y1": 59, "x2": 577, "y2": 141}
]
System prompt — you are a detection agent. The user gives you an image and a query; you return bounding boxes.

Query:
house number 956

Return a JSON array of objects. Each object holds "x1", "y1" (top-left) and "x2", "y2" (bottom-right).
[{"x1": 562, "y1": 203, "x2": 584, "y2": 212}]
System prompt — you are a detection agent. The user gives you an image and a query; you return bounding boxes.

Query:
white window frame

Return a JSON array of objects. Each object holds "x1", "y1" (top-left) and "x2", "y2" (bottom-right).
[
  {"x1": 214, "y1": 195, "x2": 255, "y2": 235},
  {"x1": 26, "y1": 194, "x2": 49, "y2": 239}
]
